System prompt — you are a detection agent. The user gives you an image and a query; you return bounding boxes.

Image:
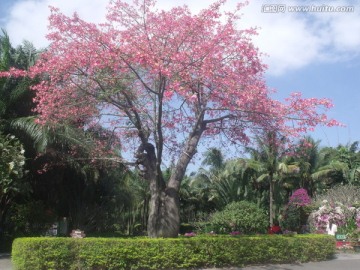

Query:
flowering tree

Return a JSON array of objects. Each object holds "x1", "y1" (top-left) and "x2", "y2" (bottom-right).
[
  {"x1": 0, "y1": 0, "x2": 339, "y2": 237},
  {"x1": 281, "y1": 188, "x2": 311, "y2": 232}
]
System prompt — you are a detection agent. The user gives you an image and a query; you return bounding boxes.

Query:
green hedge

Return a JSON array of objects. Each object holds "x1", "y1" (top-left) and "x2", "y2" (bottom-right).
[{"x1": 12, "y1": 234, "x2": 336, "y2": 270}]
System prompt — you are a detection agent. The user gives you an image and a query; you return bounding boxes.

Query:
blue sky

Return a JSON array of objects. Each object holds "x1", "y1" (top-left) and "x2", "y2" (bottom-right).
[{"x1": 1, "y1": 0, "x2": 360, "y2": 152}]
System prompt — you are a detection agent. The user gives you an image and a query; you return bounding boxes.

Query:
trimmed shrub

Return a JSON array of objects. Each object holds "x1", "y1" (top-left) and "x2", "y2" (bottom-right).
[
  {"x1": 209, "y1": 201, "x2": 268, "y2": 234},
  {"x1": 12, "y1": 234, "x2": 335, "y2": 270}
]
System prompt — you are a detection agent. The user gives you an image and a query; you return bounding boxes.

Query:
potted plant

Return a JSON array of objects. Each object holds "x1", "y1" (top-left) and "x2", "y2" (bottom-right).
[{"x1": 347, "y1": 229, "x2": 360, "y2": 252}]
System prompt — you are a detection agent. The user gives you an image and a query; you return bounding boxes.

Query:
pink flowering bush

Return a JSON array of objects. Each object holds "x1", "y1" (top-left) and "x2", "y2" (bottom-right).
[
  {"x1": 288, "y1": 188, "x2": 311, "y2": 207},
  {"x1": 281, "y1": 188, "x2": 311, "y2": 232}
]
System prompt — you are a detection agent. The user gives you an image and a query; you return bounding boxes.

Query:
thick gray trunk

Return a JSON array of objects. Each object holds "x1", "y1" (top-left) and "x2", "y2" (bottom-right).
[
  {"x1": 147, "y1": 133, "x2": 199, "y2": 237},
  {"x1": 135, "y1": 142, "x2": 180, "y2": 237},
  {"x1": 147, "y1": 187, "x2": 180, "y2": 238},
  {"x1": 137, "y1": 123, "x2": 204, "y2": 237}
]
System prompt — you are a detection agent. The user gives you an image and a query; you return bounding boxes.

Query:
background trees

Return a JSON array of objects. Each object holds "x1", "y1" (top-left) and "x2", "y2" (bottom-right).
[
  {"x1": 0, "y1": 31, "x2": 134, "y2": 251},
  {"x1": 182, "y1": 138, "x2": 360, "y2": 234},
  {"x1": 313, "y1": 142, "x2": 360, "y2": 188}
]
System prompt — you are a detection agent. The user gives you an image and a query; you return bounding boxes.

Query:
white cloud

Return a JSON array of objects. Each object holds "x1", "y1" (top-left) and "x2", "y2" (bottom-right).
[
  {"x1": 240, "y1": 0, "x2": 360, "y2": 75},
  {"x1": 5, "y1": 0, "x2": 107, "y2": 49},
  {"x1": 329, "y1": 12, "x2": 360, "y2": 52},
  {"x1": 240, "y1": 1, "x2": 324, "y2": 75},
  {"x1": 6, "y1": 1, "x2": 49, "y2": 48},
  {"x1": 4, "y1": 0, "x2": 360, "y2": 75}
]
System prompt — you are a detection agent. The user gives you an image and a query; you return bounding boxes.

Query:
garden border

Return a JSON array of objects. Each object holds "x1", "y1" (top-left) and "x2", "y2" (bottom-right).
[{"x1": 12, "y1": 234, "x2": 335, "y2": 270}]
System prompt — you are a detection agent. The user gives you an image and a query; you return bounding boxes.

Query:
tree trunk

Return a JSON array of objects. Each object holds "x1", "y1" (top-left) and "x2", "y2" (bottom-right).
[
  {"x1": 146, "y1": 137, "x2": 199, "y2": 237},
  {"x1": 0, "y1": 195, "x2": 10, "y2": 233},
  {"x1": 135, "y1": 142, "x2": 180, "y2": 237},
  {"x1": 147, "y1": 186, "x2": 180, "y2": 237},
  {"x1": 269, "y1": 176, "x2": 274, "y2": 227},
  {"x1": 137, "y1": 125, "x2": 204, "y2": 237}
]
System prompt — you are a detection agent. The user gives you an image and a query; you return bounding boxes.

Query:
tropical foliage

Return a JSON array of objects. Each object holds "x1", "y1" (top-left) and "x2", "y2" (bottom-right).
[
  {"x1": 0, "y1": 30, "x2": 133, "y2": 251},
  {"x1": 0, "y1": 133, "x2": 27, "y2": 229}
]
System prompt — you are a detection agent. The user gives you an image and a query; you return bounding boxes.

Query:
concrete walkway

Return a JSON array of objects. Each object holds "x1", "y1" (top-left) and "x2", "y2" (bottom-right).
[
  {"x1": 2, "y1": 252, "x2": 360, "y2": 270},
  {"x1": 0, "y1": 253, "x2": 12, "y2": 270},
  {"x1": 204, "y1": 252, "x2": 360, "y2": 270}
]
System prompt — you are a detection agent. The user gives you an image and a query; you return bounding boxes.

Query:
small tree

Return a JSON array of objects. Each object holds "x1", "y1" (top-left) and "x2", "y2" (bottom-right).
[
  {"x1": 0, "y1": 0, "x2": 339, "y2": 237},
  {"x1": 281, "y1": 188, "x2": 311, "y2": 232}
]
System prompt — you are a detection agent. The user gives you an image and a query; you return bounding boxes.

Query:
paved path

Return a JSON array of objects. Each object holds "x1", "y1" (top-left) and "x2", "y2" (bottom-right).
[
  {"x1": 0, "y1": 253, "x2": 12, "y2": 270},
  {"x1": 2, "y1": 252, "x2": 360, "y2": 270},
  {"x1": 204, "y1": 252, "x2": 360, "y2": 270}
]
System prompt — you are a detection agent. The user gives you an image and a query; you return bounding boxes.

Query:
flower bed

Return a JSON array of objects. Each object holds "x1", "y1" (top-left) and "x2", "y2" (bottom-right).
[
  {"x1": 308, "y1": 200, "x2": 360, "y2": 237},
  {"x1": 336, "y1": 241, "x2": 352, "y2": 248}
]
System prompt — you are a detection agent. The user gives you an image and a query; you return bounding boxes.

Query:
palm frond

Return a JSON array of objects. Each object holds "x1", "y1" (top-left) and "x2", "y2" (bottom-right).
[
  {"x1": 11, "y1": 116, "x2": 49, "y2": 151},
  {"x1": 256, "y1": 173, "x2": 269, "y2": 183}
]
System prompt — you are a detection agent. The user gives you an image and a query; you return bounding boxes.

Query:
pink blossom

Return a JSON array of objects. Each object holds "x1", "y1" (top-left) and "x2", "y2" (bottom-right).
[
  {"x1": 288, "y1": 188, "x2": 311, "y2": 207},
  {"x1": 0, "y1": 0, "x2": 341, "y2": 187}
]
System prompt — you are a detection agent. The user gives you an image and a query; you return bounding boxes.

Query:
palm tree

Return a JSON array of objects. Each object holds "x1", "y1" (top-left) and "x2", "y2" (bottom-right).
[
  {"x1": 312, "y1": 142, "x2": 360, "y2": 192},
  {"x1": 207, "y1": 158, "x2": 264, "y2": 208},
  {"x1": 0, "y1": 31, "x2": 38, "y2": 127},
  {"x1": 201, "y1": 148, "x2": 225, "y2": 173},
  {"x1": 283, "y1": 136, "x2": 321, "y2": 196},
  {"x1": 179, "y1": 173, "x2": 217, "y2": 222},
  {"x1": 188, "y1": 148, "x2": 266, "y2": 212},
  {"x1": 182, "y1": 148, "x2": 225, "y2": 212},
  {"x1": 0, "y1": 31, "x2": 38, "y2": 238},
  {"x1": 246, "y1": 132, "x2": 291, "y2": 226}
]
